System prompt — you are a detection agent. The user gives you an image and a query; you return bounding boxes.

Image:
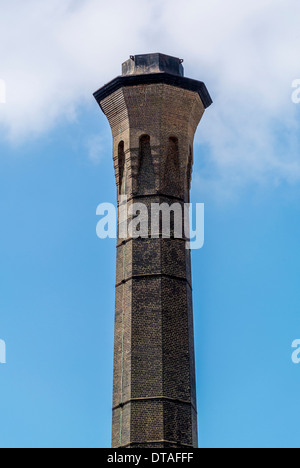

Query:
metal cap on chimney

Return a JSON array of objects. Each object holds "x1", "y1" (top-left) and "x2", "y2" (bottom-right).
[{"x1": 122, "y1": 53, "x2": 184, "y2": 77}]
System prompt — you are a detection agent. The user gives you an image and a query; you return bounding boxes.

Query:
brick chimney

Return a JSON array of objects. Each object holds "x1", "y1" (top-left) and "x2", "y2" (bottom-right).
[{"x1": 94, "y1": 53, "x2": 212, "y2": 448}]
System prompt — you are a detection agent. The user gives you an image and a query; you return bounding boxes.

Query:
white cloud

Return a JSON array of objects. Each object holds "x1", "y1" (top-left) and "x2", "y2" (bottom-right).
[{"x1": 0, "y1": 0, "x2": 300, "y2": 193}]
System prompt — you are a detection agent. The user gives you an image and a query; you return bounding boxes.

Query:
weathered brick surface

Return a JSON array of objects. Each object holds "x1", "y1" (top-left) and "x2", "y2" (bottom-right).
[{"x1": 100, "y1": 79, "x2": 206, "y2": 448}]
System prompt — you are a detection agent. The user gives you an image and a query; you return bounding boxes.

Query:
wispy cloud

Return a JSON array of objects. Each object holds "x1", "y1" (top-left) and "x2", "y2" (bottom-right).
[
  {"x1": 0, "y1": 0, "x2": 300, "y2": 193},
  {"x1": 86, "y1": 134, "x2": 104, "y2": 165}
]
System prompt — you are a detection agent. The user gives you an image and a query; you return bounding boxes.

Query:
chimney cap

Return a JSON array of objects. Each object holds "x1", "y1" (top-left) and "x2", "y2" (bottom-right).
[
  {"x1": 122, "y1": 53, "x2": 184, "y2": 77},
  {"x1": 93, "y1": 54, "x2": 213, "y2": 110}
]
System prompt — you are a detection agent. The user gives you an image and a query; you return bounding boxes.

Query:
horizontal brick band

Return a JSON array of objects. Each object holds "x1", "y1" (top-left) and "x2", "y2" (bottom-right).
[
  {"x1": 115, "y1": 273, "x2": 192, "y2": 290},
  {"x1": 93, "y1": 72, "x2": 213, "y2": 109},
  {"x1": 113, "y1": 395, "x2": 197, "y2": 414},
  {"x1": 118, "y1": 439, "x2": 194, "y2": 448},
  {"x1": 125, "y1": 193, "x2": 185, "y2": 204},
  {"x1": 116, "y1": 237, "x2": 188, "y2": 248}
]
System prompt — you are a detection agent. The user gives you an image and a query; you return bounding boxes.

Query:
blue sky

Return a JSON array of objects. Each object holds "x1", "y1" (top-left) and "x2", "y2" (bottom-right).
[{"x1": 1, "y1": 0, "x2": 300, "y2": 448}]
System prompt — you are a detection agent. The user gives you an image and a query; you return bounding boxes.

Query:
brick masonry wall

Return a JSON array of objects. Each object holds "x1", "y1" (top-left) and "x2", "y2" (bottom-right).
[{"x1": 100, "y1": 83, "x2": 205, "y2": 448}]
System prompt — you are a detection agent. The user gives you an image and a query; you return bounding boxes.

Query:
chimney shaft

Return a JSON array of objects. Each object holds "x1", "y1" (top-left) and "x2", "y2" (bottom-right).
[{"x1": 94, "y1": 53, "x2": 212, "y2": 449}]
